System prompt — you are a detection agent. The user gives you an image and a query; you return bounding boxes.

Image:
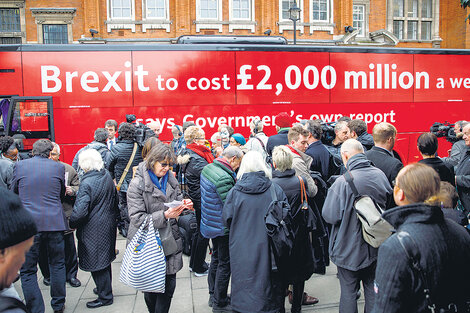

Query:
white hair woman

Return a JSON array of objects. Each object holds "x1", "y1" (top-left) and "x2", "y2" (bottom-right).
[
  {"x1": 70, "y1": 149, "x2": 119, "y2": 309},
  {"x1": 271, "y1": 146, "x2": 319, "y2": 312},
  {"x1": 223, "y1": 150, "x2": 286, "y2": 312}
]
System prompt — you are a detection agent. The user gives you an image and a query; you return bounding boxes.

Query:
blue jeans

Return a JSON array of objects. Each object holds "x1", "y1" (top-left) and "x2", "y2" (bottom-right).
[{"x1": 20, "y1": 232, "x2": 66, "y2": 313}]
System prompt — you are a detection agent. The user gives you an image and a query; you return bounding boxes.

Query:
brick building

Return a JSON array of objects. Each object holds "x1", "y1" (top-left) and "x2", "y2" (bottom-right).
[{"x1": 0, "y1": 0, "x2": 469, "y2": 48}]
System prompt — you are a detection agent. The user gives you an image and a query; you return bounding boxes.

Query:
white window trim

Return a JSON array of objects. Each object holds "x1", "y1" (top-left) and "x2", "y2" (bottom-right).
[
  {"x1": 30, "y1": 8, "x2": 75, "y2": 44},
  {"x1": 195, "y1": 0, "x2": 223, "y2": 32},
  {"x1": 229, "y1": 0, "x2": 256, "y2": 33},
  {"x1": 142, "y1": 0, "x2": 171, "y2": 32},
  {"x1": 308, "y1": 0, "x2": 334, "y2": 34},
  {"x1": 352, "y1": 1, "x2": 369, "y2": 38},
  {"x1": 386, "y1": 0, "x2": 440, "y2": 45},
  {"x1": 278, "y1": 0, "x2": 305, "y2": 34},
  {"x1": 106, "y1": 0, "x2": 136, "y2": 33},
  {"x1": 0, "y1": 1, "x2": 26, "y2": 43}
]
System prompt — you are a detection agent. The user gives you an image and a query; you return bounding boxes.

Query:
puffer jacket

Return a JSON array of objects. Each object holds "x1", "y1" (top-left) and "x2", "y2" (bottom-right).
[
  {"x1": 69, "y1": 169, "x2": 119, "y2": 272},
  {"x1": 373, "y1": 203, "x2": 470, "y2": 313},
  {"x1": 177, "y1": 149, "x2": 209, "y2": 212},
  {"x1": 200, "y1": 159, "x2": 237, "y2": 239},
  {"x1": 127, "y1": 162, "x2": 183, "y2": 275},
  {"x1": 107, "y1": 139, "x2": 143, "y2": 192}
]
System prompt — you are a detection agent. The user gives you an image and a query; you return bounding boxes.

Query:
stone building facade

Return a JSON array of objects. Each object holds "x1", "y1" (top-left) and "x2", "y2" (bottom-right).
[{"x1": 0, "y1": 0, "x2": 469, "y2": 48}]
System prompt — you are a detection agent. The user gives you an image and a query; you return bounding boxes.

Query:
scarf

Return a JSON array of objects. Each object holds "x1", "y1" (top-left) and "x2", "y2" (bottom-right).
[
  {"x1": 286, "y1": 145, "x2": 301, "y2": 156},
  {"x1": 187, "y1": 143, "x2": 215, "y2": 163},
  {"x1": 148, "y1": 170, "x2": 169, "y2": 195}
]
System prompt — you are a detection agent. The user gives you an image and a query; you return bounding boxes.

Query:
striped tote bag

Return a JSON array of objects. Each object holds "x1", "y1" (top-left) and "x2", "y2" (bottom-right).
[{"x1": 120, "y1": 216, "x2": 166, "y2": 293}]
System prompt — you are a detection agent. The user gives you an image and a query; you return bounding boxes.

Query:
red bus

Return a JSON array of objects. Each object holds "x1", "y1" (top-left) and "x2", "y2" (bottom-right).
[{"x1": 0, "y1": 40, "x2": 468, "y2": 164}]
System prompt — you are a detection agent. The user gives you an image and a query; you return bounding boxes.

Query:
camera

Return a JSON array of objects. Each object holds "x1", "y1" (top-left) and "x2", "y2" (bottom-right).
[
  {"x1": 320, "y1": 122, "x2": 336, "y2": 145},
  {"x1": 430, "y1": 122, "x2": 457, "y2": 143}
]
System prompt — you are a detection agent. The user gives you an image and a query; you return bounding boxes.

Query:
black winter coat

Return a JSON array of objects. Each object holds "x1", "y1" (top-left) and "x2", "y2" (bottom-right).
[
  {"x1": 373, "y1": 203, "x2": 470, "y2": 313},
  {"x1": 223, "y1": 171, "x2": 285, "y2": 313},
  {"x1": 70, "y1": 169, "x2": 119, "y2": 272},
  {"x1": 178, "y1": 148, "x2": 209, "y2": 213},
  {"x1": 107, "y1": 139, "x2": 143, "y2": 193},
  {"x1": 365, "y1": 146, "x2": 403, "y2": 187},
  {"x1": 272, "y1": 169, "x2": 315, "y2": 283},
  {"x1": 266, "y1": 129, "x2": 289, "y2": 156},
  {"x1": 455, "y1": 148, "x2": 470, "y2": 214},
  {"x1": 418, "y1": 157, "x2": 454, "y2": 186}
]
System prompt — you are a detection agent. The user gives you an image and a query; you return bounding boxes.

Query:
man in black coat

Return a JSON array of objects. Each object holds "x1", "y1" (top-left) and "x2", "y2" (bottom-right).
[
  {"x1": 108, "y1": 123, "x2": 143, "y2": 237},
  {"x1": 266, "y1": 112, "x2": 291, "y2": 156},
  {"x1": 11, "y1": 139, "x2": 67, "y2": 313},
  {"x1": 365, "y1": 122, "x2": 403, "y2": 188},
  {"x1": 72, "y1": 128, "x2": 111, "y2": 177},
  {"x1": 303, "y1": 120, "x2": 330, "y2": 179},
  {"x1": 417, "y1": 133, "x2": 454, "y2": 185},
  {"x1": 456, "y1": 123, "x2": 470, "y2": 215}
]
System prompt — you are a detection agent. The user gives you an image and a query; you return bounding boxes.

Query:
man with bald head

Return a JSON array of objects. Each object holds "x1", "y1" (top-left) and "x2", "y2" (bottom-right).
[{"x1": 322, "y1": 139, "x2": 391, "y2": 313}]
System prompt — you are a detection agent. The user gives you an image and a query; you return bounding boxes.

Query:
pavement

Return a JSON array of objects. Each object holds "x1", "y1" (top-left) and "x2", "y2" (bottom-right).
[{"x1": 13, "y1": 235, "x2": 365, "y2": 313}]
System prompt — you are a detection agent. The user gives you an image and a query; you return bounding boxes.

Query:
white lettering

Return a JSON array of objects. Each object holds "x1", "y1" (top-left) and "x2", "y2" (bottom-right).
[
  {"x1": 80, "y1": 71, "x2": 99, "y2": 93},
  {"x1": 135, "y1": 65, "x2": 149, "y2": 91},
  {"x1": 65, "y1": 71, "x2": 78, "y2": 93},
  {"x1": 41, "y1": 66, "x2": 62, "y2": 93},
  {"x1": 102, "y1": 71, "x2": 122, "y2": 92}
]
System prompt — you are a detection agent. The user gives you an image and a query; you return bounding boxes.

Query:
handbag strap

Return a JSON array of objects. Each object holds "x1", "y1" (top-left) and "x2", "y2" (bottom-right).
[
  {"x1": 397, "y1": 231, "x2": 436, "y2": 313},
  {"x1": 344, "y1": 170, "x2": 360, "y2": 197},
  {"x1": 117, "y1": 142, "x2": 138, "y2": 191},
  {"x1": 298, "y1": 176, "x2": 307, "y2": 206},
  {"x1": 254, "y1": 136, "x2": 267, "y2": 152}
]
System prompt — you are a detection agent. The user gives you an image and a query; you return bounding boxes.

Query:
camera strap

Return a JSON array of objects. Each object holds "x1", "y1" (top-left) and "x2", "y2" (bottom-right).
[{"x1": 116, "y1": 142, "x2": 137, "y2": 192}]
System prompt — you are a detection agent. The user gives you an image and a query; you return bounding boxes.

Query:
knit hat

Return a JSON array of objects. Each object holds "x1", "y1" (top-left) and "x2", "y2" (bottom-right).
[
  {"x1": 0, "y1": 188, "x2": 37, "y2": 249},
  {"x1": 275, "y1": 112, "x2": 291, "y2": 128},
  {"x1": 231, "y1": 133, "x2": 246, "y2": 145}
]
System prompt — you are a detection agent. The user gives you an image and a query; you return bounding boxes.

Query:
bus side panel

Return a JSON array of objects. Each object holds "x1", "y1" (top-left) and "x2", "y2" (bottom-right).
[
  {"x1": 22, "y1": 51, "x2": 133, "y2": 108},
  {"x1": 330, "y1": 53, "x2": 414, "y2": 104},
  {"x1": 414, "y1": 54, "x2": 470, "y2": 102},
  {"x1": 132, "y1": 51, "x2": 236, "y2": 106},
  {"x1": 0, "y1": 52, "x2": 23, "y2": 96},
  {"x1": 235, "y1": 51, "x2": 330, "y2": 105}
]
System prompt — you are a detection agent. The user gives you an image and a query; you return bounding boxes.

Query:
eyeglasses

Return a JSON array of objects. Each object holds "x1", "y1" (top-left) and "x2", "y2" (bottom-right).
[
  {"x1": 392, "y1": 179, "x2": 400, "y2": 189},
  {"x1": 159, "y1": 162, "x2": 171, "y2": 168}
]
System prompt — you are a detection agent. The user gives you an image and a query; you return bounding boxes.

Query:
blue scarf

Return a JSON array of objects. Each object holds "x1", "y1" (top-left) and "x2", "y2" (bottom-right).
[{"x1": 148, "y1": 170, "x2": 169, "y2": 195}]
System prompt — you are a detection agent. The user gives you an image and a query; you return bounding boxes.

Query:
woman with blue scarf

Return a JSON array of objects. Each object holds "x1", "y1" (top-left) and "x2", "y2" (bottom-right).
[{"x1": 127, "y1": 143, "x2": 193, "y2": 313}]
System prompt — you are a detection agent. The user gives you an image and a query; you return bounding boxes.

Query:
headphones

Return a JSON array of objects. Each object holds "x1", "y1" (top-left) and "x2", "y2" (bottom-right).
[
  {"x1": 253, "y1": 119, "x2": 262, "y2": 134},
  {"x1": 175, "y1": 125, "x2": 183, "y2": 137}
]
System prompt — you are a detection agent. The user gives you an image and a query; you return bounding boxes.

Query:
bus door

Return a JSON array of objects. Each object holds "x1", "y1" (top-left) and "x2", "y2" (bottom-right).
[{"x1": 6, "y1": 96, "x2": 55, "y2": 152}]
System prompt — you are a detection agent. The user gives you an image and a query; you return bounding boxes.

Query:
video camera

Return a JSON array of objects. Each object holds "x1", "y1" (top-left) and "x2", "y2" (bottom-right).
[
  {"x1": 320, "y1": 122, "x2": 336, "y2": 145},
  {"x1": 430, "y1": 122, "x2": 457, "y2": 143},
  {"x1": 125, "y1": 114, "x2": 156, "y2": 146}
]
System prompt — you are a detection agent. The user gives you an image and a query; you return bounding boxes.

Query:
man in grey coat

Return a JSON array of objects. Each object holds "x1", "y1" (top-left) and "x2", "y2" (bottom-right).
[{"x1": 322, "y1": 139, "x2": 392, "y2": 313}]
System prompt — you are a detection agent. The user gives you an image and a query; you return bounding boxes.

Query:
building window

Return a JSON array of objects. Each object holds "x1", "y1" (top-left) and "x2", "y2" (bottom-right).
[
  {"x1": 232, "y1": 0, "x2": 250, "y2": 19},
  {"x1": 391, "y1": 0, "x2": 435, "y2": 41},
  {"x1": 281, "y1": 0, "x2": 297, "y2": 20},
  {"x1": 353, "y1": 4, "x2": 365, "y2": 36},
  {"x1": 146, "y1": 0, "x2": 166, "y2": 18},
  {"x1": 0, "y1": 8, "x2": 21, "y2": 32},
  {"x1": 0, "y1": 37, "x2": 21, "y2": 44},
  {"x1": 200, "y1": 0, "x2": 219, "y2": 19},
  {"x1": 312, "y1": 0, "x2": 328, "y2": 21},
  {"x1": 43, "y1": 24, "x2": 68, "y2": 44},
  {"x1": 111, "y1": 0, "x2": 132, "y2": 19}
]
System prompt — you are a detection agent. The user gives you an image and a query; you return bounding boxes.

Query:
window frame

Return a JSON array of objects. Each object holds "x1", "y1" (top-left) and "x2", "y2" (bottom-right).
[
  {"x1": 109, "y1": 0, "x2": 133, "y2": 20},
  {"x1": 310, "y1": 0, "x2": 330, "y2": 22},
  {"x1": 388, "y1": 0, "x2": 439, "y2": 43},
  {"x1": 196, "y1": 0, "x2": 222, "y2": 21},
  {"x1": 0, "y1": 1, "x2": 25, "y2": 44},
  {"x1": 144, "y1": 0, "x2": 169, "y2": 20},
  {"x1": 42, "y1": 24, "x2": 68, "y2": 44},
  {"x1": 230, "y1": 0, "x2": 253, "y2": 21},
  {"x1": 106, "y1": 0, "x2": 136, "y2": 32},
  {"x1": 0, "y1": 8, "x2": 21, "y2": 32},
  {"x1": 279, "y1": 0, "x2": 304, "y2": 23},
  {"x1": 30, "y1": 8, "x2": 75, "y2": 44}
]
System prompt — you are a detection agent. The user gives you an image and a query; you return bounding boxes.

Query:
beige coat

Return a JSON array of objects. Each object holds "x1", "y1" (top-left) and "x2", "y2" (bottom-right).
[
  {"x1": 127, "y1": 162, "x2": 183, "y2": 275},
  {"x1": 290, "y1": 147, "x2": 318, "y2": 197}
]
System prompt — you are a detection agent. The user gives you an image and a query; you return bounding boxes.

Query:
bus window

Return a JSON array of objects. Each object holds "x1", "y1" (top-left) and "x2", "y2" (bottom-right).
[{"x1": 6, "y1": 96, "x2": 54, "y2": 151}]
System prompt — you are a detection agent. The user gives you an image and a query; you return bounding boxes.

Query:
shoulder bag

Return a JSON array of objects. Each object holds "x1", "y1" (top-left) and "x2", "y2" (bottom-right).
[
  {"x1": 116, "y1": 142, "x2": 138, "y2": 191},
  {"x1": 119, "y1": 216, "x2": 166, "y2": 293}
]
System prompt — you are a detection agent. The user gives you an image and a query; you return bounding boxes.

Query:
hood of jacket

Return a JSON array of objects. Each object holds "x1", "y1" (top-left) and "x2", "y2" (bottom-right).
[
  {"x1": 357, "y1": 132, "x2": 374, "y2": 147},
  {"x1": 346, "y1": 153, "x2": 371, "y2": 171},
  {"x1": 382, "y1": 203, "x2": 444, "y2": 229},
  {"x1": 87, "y1": 141, "x2": 107, "y2": 150},
  {"x1": 81, "y1": 168, "x2": 107, "y2": 181},
  {"x1": 234, "y1": 171, "x2": 272, "y2": 194},
  {"x1": 272, "y1": 168, "x2": 296, "y2": 179}
]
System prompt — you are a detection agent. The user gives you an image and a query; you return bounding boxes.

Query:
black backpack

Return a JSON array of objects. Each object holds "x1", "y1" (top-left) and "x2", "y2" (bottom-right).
[
  {"x1": 177, "y1": 210, "x2": 197, "y2": 256},
  {"x1": 265, "y1": 185, "x2": 295, "y2": 273}
]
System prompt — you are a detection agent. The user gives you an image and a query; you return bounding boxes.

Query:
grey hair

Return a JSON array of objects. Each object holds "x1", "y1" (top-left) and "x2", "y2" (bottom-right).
[
  {"x1": 272, "y1": 145, "x2": 293, "y2": 172},
  {"x1": 341, "y1": 139, "x2": 364, "y2": 155},
  {"x1": 51, "y1": 142, "x2": 60, "y2": 154},
  {"x1": 334, "y1": 121, "x2": 348, "y2": 134},
  {"x1": 237, "y1": 150, "x2": 271, "y2": 180},
  {"x1": 145, "y1": 143, "x2": 176, "y2": 171},
  {"x1": 250, "y1": 119, "x2": 264, "y2": 133},
  {"x1": 78, "y1": 149, "x2": 104, "y2": 172},
  {"x1": 222, "y1": 146, "x2": 243, "y2": 159}
]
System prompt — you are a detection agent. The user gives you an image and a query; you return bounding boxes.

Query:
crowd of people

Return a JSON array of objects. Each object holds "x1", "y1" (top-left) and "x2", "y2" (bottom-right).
[{"x1": 0, "y1": 113, "x2": 469, "y2": 313}]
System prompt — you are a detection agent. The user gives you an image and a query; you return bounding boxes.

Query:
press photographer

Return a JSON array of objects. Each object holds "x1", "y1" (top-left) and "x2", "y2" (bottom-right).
[{"x1": 432, "y1": 121, "x2": 468, "y2": 168}]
